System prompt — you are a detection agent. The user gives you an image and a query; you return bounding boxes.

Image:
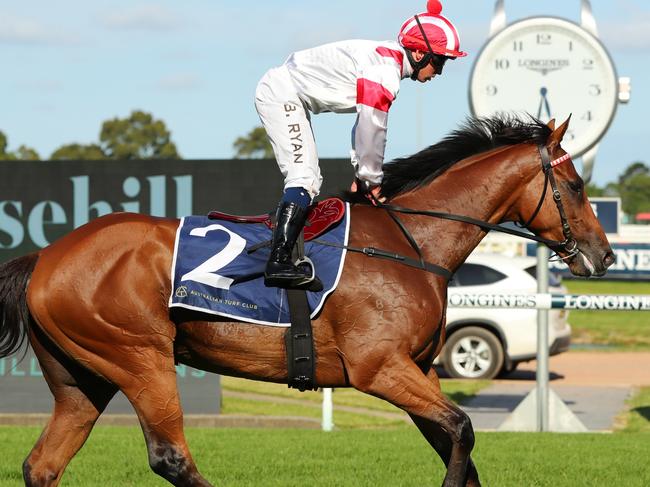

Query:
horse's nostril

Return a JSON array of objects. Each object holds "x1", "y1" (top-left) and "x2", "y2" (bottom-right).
[{"x1": 603, "y1": 251, "x2": 616, "y2": 268}]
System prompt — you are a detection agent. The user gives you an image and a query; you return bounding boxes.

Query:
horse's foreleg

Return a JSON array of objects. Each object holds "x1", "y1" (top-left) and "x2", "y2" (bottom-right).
[
  {"x1": 354, "y1": 358, "x2": 478, "y2": 487},
  {"x1": 408, "y1": 368, "x2": 481, "y2": 487},
  {"x1": 24, "y1": 328, "x2": 117, "y2": 487},
  {"x1": 118, "y1": 350, "x2": 213, "y2": 487}
]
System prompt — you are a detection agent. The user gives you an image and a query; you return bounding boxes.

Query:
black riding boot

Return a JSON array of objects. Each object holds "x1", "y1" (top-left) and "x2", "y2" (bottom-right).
[{"x1": 264, "y1": 202, "x2": 312, "y2": 288}]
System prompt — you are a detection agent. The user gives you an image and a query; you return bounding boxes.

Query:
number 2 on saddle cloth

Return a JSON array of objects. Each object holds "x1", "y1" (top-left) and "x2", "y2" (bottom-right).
[{"x1": 169, "y1": 198, "x2": 349, "y2": 326}]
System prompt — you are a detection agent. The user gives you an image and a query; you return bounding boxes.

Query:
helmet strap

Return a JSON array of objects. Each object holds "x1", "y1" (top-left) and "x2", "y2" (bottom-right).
[
  {"x1": 405, "y1": 49, "x2": 431, "y2": 80},
  {"x1": 415, "y1": 14, "x2": 438, "y2": 59}
]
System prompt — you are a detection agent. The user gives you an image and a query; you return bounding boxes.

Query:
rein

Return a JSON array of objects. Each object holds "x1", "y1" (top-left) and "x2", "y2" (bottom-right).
[{"x1": 330, "y1": 144, "x2": 578, "y2": 280}]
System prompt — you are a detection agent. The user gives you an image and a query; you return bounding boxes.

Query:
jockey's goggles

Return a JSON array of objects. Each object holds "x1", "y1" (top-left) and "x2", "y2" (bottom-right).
[{"x1": 430, "y1": 53, "x2": 453, "y2": 75}]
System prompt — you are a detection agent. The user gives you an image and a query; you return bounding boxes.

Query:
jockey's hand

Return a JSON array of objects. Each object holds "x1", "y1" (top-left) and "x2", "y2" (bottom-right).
[{"x1": 350, "y1": 179, "x2": 386, "y2": 206}]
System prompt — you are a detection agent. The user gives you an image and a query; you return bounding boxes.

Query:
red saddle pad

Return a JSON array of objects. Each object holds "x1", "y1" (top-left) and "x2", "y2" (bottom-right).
[{"x1": 208, "y1": 197, "x2": 346, "y2": 242}]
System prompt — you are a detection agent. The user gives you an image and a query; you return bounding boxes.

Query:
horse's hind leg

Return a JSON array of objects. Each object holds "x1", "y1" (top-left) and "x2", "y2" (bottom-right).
[
  {"x1": 117, "y1": 350, "x2": 213, "y2": 487},
  {"x1": 353, "y1": 358, "x2": 478, "y2": 487},
  {"x1": 408, "y1": 368, "x2": 481, "y2": 487},
  {"x1": 23, "y1": 328, "x2": 117, "y2": 487}
]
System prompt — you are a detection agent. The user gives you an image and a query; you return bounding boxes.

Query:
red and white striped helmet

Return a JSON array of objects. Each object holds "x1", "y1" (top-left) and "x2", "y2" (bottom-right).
[{"x1": 398, "y1": 0, "x2": 467, "y2": 58}]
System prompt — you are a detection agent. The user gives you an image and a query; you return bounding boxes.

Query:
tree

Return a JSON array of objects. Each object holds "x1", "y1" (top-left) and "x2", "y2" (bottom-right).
[
  {"x1": 585, "y1": 182, "x2": 606, "y2": 197},
  {"x1": 618, "y1": 162, "x2": 648, "y2": 185},
  {"x1": 0, "y1": 130, "x2": 41, "y2": 160},
  {"x1": 618, "y1": 171, "x2": 650, "y2": 217},
  {"x1": 13, "y1": 145, "x2": 40, "y2": 161},
  {"x1": 49, "y1": 110, "x2": 181, "y2": 160},
  {"x1": 600, "y1": 161, "x2": 650, "y2": 217},
  {"x1": 0, "y1": 131, "x2": 8, "y2": 157},
  {"x1": 50, "y1": 143, "x2": 107, "y2": 161},
  {"x1": 602, "y1": 182, "x2": 620, "y2": 198},
  {"x1": 233, "y1": 126, "x2": 274, "y2": 159},
  {"x1": 100, "y1": 110, "x2": 180, "y2": 160}
]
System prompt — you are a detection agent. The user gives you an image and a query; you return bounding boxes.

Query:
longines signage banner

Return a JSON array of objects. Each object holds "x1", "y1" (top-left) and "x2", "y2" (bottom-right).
[{"x1": 448, "y1": 293, "x2": 650, "y2": 311}]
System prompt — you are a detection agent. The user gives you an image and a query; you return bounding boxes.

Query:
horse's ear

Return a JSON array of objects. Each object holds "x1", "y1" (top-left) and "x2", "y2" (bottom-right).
[
  {"x1": 547, "y1": 119, "x2": 556, "y2": 131},
  {"x1": 548, "y1": 115, "x2": 571, "y2": 150}
]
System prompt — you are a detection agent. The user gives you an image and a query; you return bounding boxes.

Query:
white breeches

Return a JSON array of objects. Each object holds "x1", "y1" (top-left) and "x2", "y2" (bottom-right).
[{"x1": 255, "y1": 65, "x2": 322, "y2": 198}]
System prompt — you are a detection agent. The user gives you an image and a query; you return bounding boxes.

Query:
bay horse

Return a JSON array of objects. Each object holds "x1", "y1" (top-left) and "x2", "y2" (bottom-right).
[{"x1": 0, "y1": 115, "x2": 613, "y2": 487}]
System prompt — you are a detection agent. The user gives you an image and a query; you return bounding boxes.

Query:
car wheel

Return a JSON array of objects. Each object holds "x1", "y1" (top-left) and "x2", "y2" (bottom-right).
[{"x1": 442, "y1": 326, "x2": 504, "y2": 380}]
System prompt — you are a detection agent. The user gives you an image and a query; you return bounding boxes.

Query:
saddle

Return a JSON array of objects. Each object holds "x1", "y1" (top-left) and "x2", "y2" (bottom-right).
[{"x1": 208, "y1": 197, "x2": 346, "y2": 241}]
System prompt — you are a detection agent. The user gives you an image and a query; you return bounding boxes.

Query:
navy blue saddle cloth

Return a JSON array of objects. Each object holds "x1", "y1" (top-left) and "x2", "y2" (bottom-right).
[{"x1": 169, "y1": 204, "x2": 349, "y2": 326}]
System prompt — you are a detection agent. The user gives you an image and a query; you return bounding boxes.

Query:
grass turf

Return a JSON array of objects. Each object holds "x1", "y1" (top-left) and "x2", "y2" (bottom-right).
[
  {"x1": 563, "y1": 280, "x2": 650, "y2": 350},
  {"x1": 1, "y1": 427, "x2": 649, "y2": 486},
  {"x1": 3, "y1": 383, "x2": 647, "y2": 485},
  {"x1": 221, "y1": 376, "x2": 488, "y2": 409},
  {"x1": 218, "y1": 377, "x2": 488, "y2": 429},
  {"x1": 618, "y1": 386, "x2": 650, "y2": 433}
]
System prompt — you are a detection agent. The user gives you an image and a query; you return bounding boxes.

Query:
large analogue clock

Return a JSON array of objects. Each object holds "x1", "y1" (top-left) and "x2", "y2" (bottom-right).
[{"x1": 469, "y1": 16, "x2": 619, "y2": 157}]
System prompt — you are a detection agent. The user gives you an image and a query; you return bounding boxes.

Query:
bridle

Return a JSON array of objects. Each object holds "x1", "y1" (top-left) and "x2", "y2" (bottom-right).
[
  {"x1": 363, "y1": 144, "x2": 580, "y2": 273},
  {"x1": 315, "y1": 144, "x2": 580, "y2": 281},
  {"x1": 515, "y1": 145, "x2": 578, "y2": 261}
]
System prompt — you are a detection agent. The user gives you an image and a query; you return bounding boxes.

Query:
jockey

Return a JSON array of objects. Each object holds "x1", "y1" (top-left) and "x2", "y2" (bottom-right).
[{"x1": 256, "y1": 0, "x2": 466, "y2": 289}]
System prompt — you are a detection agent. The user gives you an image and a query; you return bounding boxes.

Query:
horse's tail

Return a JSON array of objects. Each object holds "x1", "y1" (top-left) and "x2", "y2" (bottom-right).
[{"x1": 0, "y1": 253, "x2": 39, "y2": 358}]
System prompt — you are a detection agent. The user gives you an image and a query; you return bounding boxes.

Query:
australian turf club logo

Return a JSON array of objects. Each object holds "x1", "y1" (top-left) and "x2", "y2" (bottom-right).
[{"x1": 175, "y1": 286, "x2": 188, "y2": 298}]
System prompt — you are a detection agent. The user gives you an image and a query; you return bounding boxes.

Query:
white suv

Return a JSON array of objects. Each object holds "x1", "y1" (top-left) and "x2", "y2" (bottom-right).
[{"x1": 437, "y1": 253, "x2": 571, "y2": 380}]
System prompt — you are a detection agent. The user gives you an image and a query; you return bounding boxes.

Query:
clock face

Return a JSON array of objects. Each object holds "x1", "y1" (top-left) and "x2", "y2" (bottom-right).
[{"x1": 469, "y1": 17, "x2": 619, "y2": 157}]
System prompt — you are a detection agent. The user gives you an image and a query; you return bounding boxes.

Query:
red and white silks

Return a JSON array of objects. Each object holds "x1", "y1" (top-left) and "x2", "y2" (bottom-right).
[{"x1": 255, "y1": 40, "x2": 412, "y2": 196}]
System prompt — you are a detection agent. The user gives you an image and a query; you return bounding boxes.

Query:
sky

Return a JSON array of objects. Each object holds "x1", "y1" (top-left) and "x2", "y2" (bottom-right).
[{"x1": 0, "y1": 0, "x2": 649, "y2": 186}]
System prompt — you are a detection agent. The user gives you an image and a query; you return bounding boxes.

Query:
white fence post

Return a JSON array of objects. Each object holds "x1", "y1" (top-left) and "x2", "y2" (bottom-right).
[
  {"x1": 322, "y1": 388, "x2": 333, "y2": 431},
  {"x1": 536, "y1": 244, "x2": 550, "y2": 432}
]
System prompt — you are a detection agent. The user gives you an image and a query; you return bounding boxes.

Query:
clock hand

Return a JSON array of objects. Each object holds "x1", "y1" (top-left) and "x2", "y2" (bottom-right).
[
  {"x1": 537, "y1": 87, "x2": 552, "y2": 119},
  {"x1": 537, "y1": 86, "x2": 551, "y2": 120}
]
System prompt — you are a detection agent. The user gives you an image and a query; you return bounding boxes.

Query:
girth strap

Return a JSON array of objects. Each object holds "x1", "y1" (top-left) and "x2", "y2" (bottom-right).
[
  {"x1": 285, "y1": 289, "x2": 317, "y2": 392},
  {"x1": 284, "y1": 231, "x2": 317, "y2": 392}
]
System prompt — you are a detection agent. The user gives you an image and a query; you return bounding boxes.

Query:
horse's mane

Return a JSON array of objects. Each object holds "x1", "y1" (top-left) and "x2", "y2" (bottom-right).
[{"x1": 348, "y1": 114, "x2": 551, "y2": 202}]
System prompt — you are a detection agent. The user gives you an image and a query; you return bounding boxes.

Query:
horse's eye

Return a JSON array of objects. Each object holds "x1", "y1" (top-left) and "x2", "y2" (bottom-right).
[{"x1": 568, "y1": 180, "x2": 584, "y2": 194}]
